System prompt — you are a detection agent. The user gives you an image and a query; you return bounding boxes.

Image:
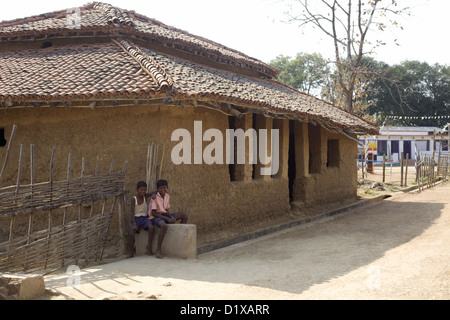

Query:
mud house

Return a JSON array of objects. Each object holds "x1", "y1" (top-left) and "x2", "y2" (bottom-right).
[{"x1": 0, "y1": 2, "x2": 378, "y2": 251}]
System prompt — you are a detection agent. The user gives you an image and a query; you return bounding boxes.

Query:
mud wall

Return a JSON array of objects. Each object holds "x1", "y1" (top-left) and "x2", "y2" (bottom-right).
[
  {"x1": 0, "y1": 105, "x2": 291, "y2": 248},
  {"x1": 292, "y1": 121, "x2": 358, "y2": 207}
]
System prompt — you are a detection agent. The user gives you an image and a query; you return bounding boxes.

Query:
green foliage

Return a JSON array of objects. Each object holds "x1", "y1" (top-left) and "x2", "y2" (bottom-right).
[
  {"x1": 269, "y1": 53, "x2": 330, "y2": 96},
  {"x1": 367, "y1": 61, "x2": 450, "y2": 127},
  {"x1": 270, "y1": 51, "x2": 449, "y2": 127}
]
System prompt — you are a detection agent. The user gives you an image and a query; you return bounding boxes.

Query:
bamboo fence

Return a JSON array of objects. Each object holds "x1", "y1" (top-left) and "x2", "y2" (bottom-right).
[
  {"x1": 415, "y1": 153, "x2": 450, "y2": 192},
  {"x1": 0, "y1": 126, "x2": 128, "y2": 274}
]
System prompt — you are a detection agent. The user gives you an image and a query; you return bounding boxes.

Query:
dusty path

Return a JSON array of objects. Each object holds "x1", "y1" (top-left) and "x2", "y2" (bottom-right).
[{"x1": 41, "y1": 182, "x2": 450, "y2": 300}]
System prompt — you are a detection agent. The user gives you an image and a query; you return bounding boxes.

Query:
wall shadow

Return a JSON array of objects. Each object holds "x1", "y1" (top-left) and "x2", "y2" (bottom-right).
[{"x1": 43, "y1": 197, "x2": 445, "y2": 298}]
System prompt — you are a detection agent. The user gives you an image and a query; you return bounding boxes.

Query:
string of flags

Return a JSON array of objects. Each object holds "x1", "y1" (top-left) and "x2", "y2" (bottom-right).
[{"x1": 385, "y1": 115, "x2": 450, "y2": 120}]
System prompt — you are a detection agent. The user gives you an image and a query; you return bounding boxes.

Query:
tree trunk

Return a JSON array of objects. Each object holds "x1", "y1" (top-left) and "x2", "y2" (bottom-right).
[{"x1": 345, "y1": 91, "x2": 353, "y2": 112}]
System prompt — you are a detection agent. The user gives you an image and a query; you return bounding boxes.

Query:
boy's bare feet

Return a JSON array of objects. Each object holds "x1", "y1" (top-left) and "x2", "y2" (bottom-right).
[
  {"x1": 127, "y1": 246, "x2": 136, "y2": 258},
  {"x1": 155, "y1": 250, "x2": 163, "y2": 259},
  {"x1": 146, "y1": 245, "x2": 153, "y2": 256}
]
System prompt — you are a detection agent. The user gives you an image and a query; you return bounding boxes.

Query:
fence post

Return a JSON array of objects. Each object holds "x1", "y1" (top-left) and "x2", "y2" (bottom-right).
[
  {"x1": 400, "y1": 152, "x2": 404, "y2": 187},
  {"x1": 362, "y1": 150, "x2": 365, "y2": 180},
  {"x1": 415, "y1": 153, "x2": 420, "y2": 183},
  {"x1": 405, "y1": 153, "x2": 409, "y2": 186}
]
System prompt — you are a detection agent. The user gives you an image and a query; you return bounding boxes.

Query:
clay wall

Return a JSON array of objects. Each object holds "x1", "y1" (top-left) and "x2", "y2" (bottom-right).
[
  {"x1": 1, "y1": 105, "x2": 357, "y2": 251},
  {"x1": 0, "y1": 105, "x2": 291, "y2": 248},
  {"x1": 291, "y1": 121, "x2": 357, "y2": 207}
]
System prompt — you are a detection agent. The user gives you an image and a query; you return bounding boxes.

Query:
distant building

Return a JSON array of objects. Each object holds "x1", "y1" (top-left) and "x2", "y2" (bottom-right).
[{"x1": 360, "y1": 126, "x2": 449, "y2": 164}]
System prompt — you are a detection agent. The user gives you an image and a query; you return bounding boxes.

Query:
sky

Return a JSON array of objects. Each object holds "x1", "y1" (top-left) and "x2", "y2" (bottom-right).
[{"x1": 0, "y1": 0, "x2": 448, "y2": 66}]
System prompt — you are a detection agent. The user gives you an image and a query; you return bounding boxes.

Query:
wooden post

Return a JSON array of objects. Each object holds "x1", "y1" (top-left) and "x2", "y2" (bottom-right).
[
  {"x1": 420, "y1": 157, "x2": 424, "y2": 191},
  {"x1": 15, "y1": 144, "x2": 23, "y2": 197},
  {"x1": 78, "y1": 157, "x2": 86, "y2": 265},
  {"x1": 362, "y1": 150, "x2": 365, "y2": 180},
  {"x1": 431, "y1": 136, "x2": 436, "y2": 185},
  {"x1": 94, "y1": 160, "x2": 114, "y2": 262},
  {"x1": 24, "y1": 145, "x2": 35, "y2": 271},
  {"x1": 78, "y1": 157, "x2": 85, "y2": 223},
  {"x1": 405, "y1": 153, "x2": 409, "y2": 186},
  {"x1": 118, "y1": 193, "x2": 126, "y2": 255},
  {"x1": 44, "y1": 147, "x2": 56, "y2": 270},
  {"x1": 438, "y1": 140, "x2": 442, "y2": 178},
  {"x1": 416, "y1": 154, "x2": 421, "y2": 192},
  {"x1": 415, "y1": 153, "x2": 420, "y2": 183},
  {"x1": 62, "y1": 153, "x2": 71, "y2": 268},
  {"x1": 400, "y1": 152, "x2": 404, "y2": 187},
  {"x1": 369, "y1": 149, "x2": 374, "y2": 173},
  {"x1": 5, "y1": 143, "x2": 23, "y2": 270},
  {"x1": 89, "y1": 156, "x2": 100, "y2": 219},
  {"x1": 7, "y1": 216, "x2": 14, "y2": 270},
  {"x1": 7, "y1": 143, "x2": 24, "y2": 268},
  {"x1": 429, "y1": 155, "x2": 431, "y2": 188}
]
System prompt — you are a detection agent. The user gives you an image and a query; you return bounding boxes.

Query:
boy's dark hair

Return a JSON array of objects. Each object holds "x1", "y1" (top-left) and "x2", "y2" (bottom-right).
[
  {"x1": 156, "y1": 179, "x2": 168, "y2": 188},
  {"x1": 136, "y1": 181, "x2": 147, "y2": 189}
]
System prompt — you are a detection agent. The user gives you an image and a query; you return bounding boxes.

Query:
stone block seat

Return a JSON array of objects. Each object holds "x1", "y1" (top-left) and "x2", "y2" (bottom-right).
[
  {"x1": 134, "y1": 224, "x2": 196, "y2": 259},
  {"x1": 0, "y1": 273, "x2": 46, "y2": 300}
]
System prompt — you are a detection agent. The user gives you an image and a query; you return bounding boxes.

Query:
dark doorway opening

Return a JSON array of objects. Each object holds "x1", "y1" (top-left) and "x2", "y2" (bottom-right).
[
  {"x1": 403, "y1": 141, "x2": 411, "y2": 159},
  {"x1": 391, "y1": 140, "x2": 399, "y2": 154}
]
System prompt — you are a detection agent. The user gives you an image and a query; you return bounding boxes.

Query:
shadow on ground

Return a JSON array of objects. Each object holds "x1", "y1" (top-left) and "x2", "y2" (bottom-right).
[{"x1": 40, "y1": 188, "x2": 446, "y2": 299}]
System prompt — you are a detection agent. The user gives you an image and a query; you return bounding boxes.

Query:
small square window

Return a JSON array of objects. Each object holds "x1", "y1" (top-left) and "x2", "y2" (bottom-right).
[{"x1": 327, "y1": 139, "x2": 340, "y2": 168}]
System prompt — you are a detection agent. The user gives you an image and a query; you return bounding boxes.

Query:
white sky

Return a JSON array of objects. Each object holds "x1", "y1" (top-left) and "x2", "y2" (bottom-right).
[{"x1": 0, "y1": 0, "x2": 449, "y2": 65}]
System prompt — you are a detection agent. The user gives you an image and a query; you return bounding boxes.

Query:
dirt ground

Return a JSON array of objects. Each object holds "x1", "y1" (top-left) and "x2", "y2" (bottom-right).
[
  {"x1": 358, "y1": 164, "x2": 417, "y2": 186},
  {"x1": 38, "y1": 169, "x2": 450, "y2": 300}
]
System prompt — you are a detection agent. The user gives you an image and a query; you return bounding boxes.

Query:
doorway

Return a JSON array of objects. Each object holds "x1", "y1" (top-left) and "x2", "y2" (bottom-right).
[{"x1": 403, "y1": 141, "x2": 411, "y2": 159}]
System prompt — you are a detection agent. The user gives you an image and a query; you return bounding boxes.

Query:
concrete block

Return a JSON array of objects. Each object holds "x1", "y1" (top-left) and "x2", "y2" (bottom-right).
[
  {"x1": 135, "y1": 224, "x2": 197, "y2": 259},
  {"x1": 0, "y1": 273, "x2": 46, "y2": 300}
]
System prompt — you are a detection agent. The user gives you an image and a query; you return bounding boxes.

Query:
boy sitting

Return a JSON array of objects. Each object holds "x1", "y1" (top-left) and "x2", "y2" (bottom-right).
[
  {"x1": 149, "y1": 179, "x2": 188, "y2": 259},
  {"x1": 128, "y1": 181, "x2": 154, "y2": 258}
]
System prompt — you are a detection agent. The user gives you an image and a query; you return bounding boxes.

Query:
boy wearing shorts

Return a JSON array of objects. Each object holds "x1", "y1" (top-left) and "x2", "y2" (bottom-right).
[
  {"x1": 149, "y1": 179, "x2": 188, "y2": 259},
  {"x1": 128, "y1": 181, "x2": 154, "y2": 258}
]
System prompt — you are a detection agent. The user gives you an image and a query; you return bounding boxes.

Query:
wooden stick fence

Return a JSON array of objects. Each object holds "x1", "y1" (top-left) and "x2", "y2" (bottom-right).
[
  {"x1": 415, "y1": 153, "x2": 450, "y2": 192},
  {"x1": 0, "y1": 128, "x2": 128, "y2": 274},
  {"x1": 0, "y1": 212, "x2": 114, "y2": 274},
  {"x1": 146, "y1": 141, "x2": 165, "y2": 189}
]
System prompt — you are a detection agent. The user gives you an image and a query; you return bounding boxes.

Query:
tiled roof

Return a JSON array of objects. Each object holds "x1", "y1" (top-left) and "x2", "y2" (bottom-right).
[
  {"x1": 0, "y1": 2, "x2": 278, "y2": 78},
  {"x1": 0, "y1": 41, "x2": 166, "y2": 101},
  {"x1": 0, "y1": 39, "x2": 378, "y2": 134},
  {"x1": 0, "y1": 3, "x2": 378, "y2": 134}
]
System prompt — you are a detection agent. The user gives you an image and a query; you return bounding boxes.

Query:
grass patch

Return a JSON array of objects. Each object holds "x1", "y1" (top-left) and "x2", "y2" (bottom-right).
[{"x1": 364, "y1": 189, "x2": 378, "y2": 196}]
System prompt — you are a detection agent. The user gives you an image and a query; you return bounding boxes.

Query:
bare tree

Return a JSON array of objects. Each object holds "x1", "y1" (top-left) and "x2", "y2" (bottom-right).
[{"x1": 285, "y1": 0, "x2": 410, "y2": 112}]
